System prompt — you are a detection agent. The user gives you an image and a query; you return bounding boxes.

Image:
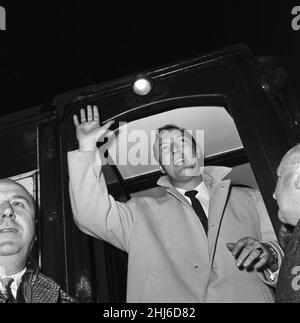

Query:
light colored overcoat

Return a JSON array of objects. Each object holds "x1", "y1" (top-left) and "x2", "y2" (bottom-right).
[{"x1": 68, "y1": 150, "x2": 281, "y2": 303}]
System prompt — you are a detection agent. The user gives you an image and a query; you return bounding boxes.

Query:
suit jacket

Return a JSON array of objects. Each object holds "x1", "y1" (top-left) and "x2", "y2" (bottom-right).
[
  {"x1": 0, "y1": 259, "x2": 77, "y2": 303},
  {"x1": 19, "y1": 259, "x2": 77, "y2": 303},
  {"x1": 68, "y1": 149, "x2": 282, "y2": 303},
  {"x1": 275, "y1": 220, "x2": 300, "y2": 303}
]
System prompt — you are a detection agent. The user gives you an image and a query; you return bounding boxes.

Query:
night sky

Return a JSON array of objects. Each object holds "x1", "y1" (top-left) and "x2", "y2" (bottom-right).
[{"x1": 0, "y1": 1, "x2": 299, "y2": 116}]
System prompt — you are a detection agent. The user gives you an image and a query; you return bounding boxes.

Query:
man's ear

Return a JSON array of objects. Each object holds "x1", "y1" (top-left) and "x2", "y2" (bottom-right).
[{"x1": 295, "y1": 165, "x2": 300, "y2": 189}]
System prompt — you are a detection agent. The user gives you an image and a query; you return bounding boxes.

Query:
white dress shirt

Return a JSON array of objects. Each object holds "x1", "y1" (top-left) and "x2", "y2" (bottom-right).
[
  {"x1": 0, "y1": 267, "x2": 26, "y2": 299},
  {"x1": 176, "y1": 180, "x2": 210, "y2": 217}
]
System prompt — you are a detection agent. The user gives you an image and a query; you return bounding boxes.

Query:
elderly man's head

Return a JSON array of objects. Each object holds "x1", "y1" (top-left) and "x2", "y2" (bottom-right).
[
  {"x1": 0, "y1": 179, "x2": 35, "y2": 268},
  {"x1": 274, "y1": 144, "x2": 300, "y2": 226}
]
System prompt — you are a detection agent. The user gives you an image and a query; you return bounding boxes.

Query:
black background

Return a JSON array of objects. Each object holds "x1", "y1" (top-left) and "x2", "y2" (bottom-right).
[{"x1": 0, "y1": 1, "x2": 299, "y2": 116}]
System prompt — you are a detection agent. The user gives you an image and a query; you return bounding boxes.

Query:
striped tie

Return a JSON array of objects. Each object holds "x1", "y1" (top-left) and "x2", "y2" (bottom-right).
[{"x1": 0, "y1": 277, "x2": 14, "y2": 303}]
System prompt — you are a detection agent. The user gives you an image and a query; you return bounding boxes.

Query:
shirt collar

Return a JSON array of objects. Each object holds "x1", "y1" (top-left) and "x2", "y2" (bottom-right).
[
  {"x1": 176, "y1": 180, "x2": 210, "y2": 200},
  {"x1": 0, "y1": 267, "x2": 26, "y2": 287},
  {"x1": 0, "y1": 267, "x2": 27, "y2": 299}
]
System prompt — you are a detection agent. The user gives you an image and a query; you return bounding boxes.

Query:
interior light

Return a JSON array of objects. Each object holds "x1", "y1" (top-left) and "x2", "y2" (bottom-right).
[{"x1": 133, "y1": 77, "x2": 152, "y2": 96}]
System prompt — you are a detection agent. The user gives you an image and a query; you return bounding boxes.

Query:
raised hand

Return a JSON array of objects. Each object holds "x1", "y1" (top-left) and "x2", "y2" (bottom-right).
[{"x1": 73, "y1": 105, "x2": 115, "y2": 151}]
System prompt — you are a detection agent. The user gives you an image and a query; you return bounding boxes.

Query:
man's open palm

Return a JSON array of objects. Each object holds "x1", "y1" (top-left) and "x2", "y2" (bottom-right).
[{"x1": 73, "y1": 105, "x2": 115, "y2": 151}]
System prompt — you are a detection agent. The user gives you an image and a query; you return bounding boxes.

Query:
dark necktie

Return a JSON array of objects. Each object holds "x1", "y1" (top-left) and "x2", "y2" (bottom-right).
[
  {"x1": 0, "y1": 277, "x2": 14, "y2": 303},
  {"x1": 185, "y1": 190, "x2": 208, "y2": 235}
]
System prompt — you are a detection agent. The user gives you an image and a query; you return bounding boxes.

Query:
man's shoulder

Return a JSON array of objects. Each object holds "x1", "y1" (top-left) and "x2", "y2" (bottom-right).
[
  {"x1": 230, "y1": 185, "x2": 258, "y2": 194},
  {"x1": 32, "y1": 272, "x2": 77, "y2": 303},
  {"x1": 229, "y1": 185, "x2": 261, "y2": 200},
  {"x1": 36, "y1": 272, "x2": 60, "y2": 288},
  {"x1": 128, "y1": 191, "x2": 168, "y2": 205}
]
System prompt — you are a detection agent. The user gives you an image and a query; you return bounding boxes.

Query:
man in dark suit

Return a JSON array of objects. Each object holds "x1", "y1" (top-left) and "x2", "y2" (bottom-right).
[
  {"x1": 0, "y1": 179, "x2": 76, "y2": 303},
  {"x1": 274, "y1": 144, "x2": 300, "y2": 302}
]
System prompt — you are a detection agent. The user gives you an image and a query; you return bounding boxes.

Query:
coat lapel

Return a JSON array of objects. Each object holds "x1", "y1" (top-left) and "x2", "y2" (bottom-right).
[
  {"x1": 32, "y1": 274, "x2": 60, "y2": 303},
  {"x1": 167, "y1": 187, "x2": 192, "y2": 209},
  {"x1": 207, "y1": 179, "x2": 231, "y2": 262}
]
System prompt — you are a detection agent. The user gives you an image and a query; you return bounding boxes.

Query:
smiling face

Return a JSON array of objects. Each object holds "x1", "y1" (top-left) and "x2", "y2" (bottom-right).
[
  {"x1": 274, "y1": 148, "x2": 300, "y2": 226},
  {"x1": 154, "y1": 127, "x2": 203, "y2": 185},
  {"x1": 0, "y1": 180, "x2": 35, "y2": 258}
]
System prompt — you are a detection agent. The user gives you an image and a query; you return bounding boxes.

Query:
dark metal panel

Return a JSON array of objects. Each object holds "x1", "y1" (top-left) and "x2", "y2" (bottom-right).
[
  {"x1": 0, "y1": 126, "x2": 37, "y2": 179},
  {"x1": 39, "y1": 123, "x2": 67, "y2": 289},
  {"x1": 52, "y1": 44, "x2": 254, "y2": 119},
  {"x1": 226, "y1": 56, "x2": 294, "y2": 233}
]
